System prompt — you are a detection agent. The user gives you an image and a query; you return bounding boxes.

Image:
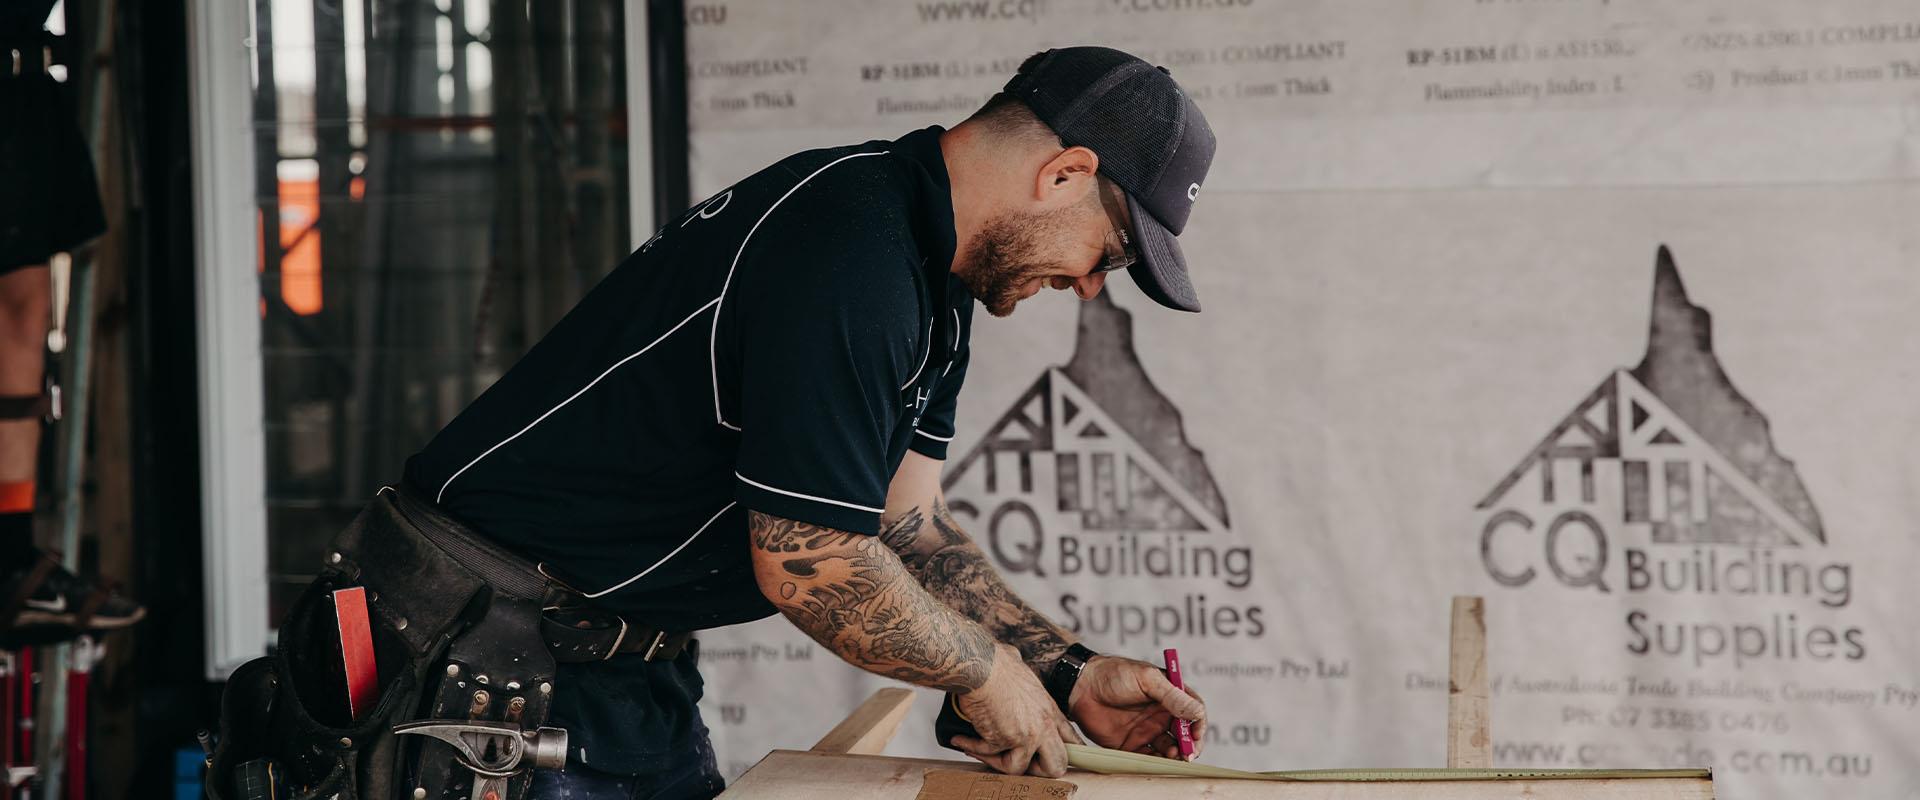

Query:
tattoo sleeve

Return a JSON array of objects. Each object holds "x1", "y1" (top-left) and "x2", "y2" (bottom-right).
[
  {"x1": 879, "y1": 499, "x2": 1074, "y2": 679},
  {"x1": 748, "y1": 511, "x2": 997, "y2": 693}
]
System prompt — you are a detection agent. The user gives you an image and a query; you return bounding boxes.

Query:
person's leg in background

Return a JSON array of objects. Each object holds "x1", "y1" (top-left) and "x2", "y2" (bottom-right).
[
  {"x1": 0, "y1": 31, "x2": 141, "y2": 639},
  {"x1": 0, "y1": 263, "x2": 48, "y2": 567},
  {"x1": 0, "y1": 258, "x2": 143, "y2": 639}
]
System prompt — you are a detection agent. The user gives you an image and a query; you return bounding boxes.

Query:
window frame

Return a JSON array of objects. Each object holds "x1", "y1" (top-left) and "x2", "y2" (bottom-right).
[{"x1": 185, "y1": 0, "x2": 656, "y2": 679}]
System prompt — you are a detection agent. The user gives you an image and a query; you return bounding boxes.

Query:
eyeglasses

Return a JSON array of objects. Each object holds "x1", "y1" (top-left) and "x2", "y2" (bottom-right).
[{"x1": 1092, "y1": 176, "x2": 1139, "y2": 275}]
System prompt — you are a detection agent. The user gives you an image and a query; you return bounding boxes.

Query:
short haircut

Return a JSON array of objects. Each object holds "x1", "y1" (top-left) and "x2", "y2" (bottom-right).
[{"x1": 963, "y1": 52, "x2": 1063, "y2": 149}]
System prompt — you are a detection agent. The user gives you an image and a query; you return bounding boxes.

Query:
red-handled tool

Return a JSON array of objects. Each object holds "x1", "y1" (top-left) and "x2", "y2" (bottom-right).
[{"x1": 334, "y1": 587, "x2": 378, "y2": 720}]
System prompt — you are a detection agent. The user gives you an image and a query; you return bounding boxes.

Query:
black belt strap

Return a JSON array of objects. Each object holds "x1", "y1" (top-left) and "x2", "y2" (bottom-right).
[
  {"x1": 383, "y1": 486, "x2": 691, "y2": 663},
  {"x1": 0, "y1": 30, "x2": 58, "y2": 47},
  {"x1": 542, "y1": 608, "x2": 693, "y2": 663},
  {"x1": 0, "y1": 394, "x2": 48, "y2": 421}
]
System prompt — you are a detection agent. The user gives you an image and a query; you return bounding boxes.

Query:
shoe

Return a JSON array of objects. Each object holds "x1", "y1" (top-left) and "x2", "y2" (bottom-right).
[{"x1": 2, "y1": 550, "x2": 145, "y2": 645}]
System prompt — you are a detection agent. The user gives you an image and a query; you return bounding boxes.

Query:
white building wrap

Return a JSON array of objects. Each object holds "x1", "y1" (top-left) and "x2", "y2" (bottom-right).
[{"x1": 681, "y1": 3, "x2": 1920, "y2": 797}]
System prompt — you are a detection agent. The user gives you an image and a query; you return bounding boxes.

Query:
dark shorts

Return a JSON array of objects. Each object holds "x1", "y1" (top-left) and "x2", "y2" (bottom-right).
[
  {"x1": 537, "y1": 641, "x2": 725, "y2": 799},
  {"x1": 549, "y1": 638, "x2": 721, "y2": 773},
  {"x1": 0, "y1": 71, "x2": 106, "y2": 274},
  {"x1": 529, "y1": 709, "x2": 723, "y2": 800}
]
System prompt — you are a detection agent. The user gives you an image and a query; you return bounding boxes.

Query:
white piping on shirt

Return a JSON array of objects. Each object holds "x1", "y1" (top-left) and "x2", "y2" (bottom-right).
[
  {"x1": 944, "y1": 308, "x2": 961, "y2": 376},
  {"x1": 914, "y1": 429, "x2": 954, "y2": 443},
  {"x1": 899, "y1": 317, "x2": 933, "y2": 391},
  {"x1": 584, "y1": 501, "x2": 738, "y2": 598},
  {"x1": 710, "y1": 150, "x2": 891, "y2": 431},
  {"x1": 735, "y1": 471, "x2": 885, "y2": 514},
  {"x1": 436, "y1": 297, "x2": 721, "y2": 504}
]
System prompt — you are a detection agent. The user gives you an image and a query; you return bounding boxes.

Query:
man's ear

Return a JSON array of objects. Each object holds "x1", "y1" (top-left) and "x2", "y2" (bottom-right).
[{"x1": 1032, "y1": 145, "x2": 1101, "y2": 202}]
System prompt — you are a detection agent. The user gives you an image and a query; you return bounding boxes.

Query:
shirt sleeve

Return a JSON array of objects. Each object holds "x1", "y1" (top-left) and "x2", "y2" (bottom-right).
[
  {"x1": 908, "y1": 311, "x2": 969, "y2": 461},
  {"x1": 731, "y1": 238, "x2": 920, "y2": 536}
]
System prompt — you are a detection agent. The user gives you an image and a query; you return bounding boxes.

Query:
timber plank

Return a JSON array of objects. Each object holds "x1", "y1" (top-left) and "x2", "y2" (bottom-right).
[
  {"x1": 1448, "y1": 595, "x2": 1491, "y2": 769},
  {"x1": 718, "y1": 751, "x2": 1714, "y2": 799},
  {"x1": 809, "y1": 688, "x2": 917, "y2": 755}
]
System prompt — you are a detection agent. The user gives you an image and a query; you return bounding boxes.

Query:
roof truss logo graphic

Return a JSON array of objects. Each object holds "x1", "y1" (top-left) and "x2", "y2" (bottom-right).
[
  {"x1": 947, "y1": 370, "x2": 1227, "y2": 533},
  {"x1": 1475, "y1": 246, "x2": 1825, "y2": 548},
  {"x1": 944, "y1": 294, "x2": 1229, "y2": 535}
]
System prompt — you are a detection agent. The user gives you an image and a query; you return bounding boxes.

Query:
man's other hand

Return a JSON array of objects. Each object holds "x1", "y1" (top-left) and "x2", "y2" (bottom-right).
[
  {"x1": 1067, "y1": 655, "x2": 1207, "y2": 760},
  {"x1": 948, "y1": 644, "x2": 1082, "y2": 777}
]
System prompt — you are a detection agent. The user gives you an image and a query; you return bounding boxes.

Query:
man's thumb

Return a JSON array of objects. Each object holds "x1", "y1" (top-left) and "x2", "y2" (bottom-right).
[{"x1": 1146, "y1": 672, "x2": 1205, "y2": 719}]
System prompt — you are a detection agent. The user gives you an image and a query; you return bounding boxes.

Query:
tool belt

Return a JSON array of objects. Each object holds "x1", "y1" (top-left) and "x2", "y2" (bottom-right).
[{"x1": 207, "y1": 486, "x2": 692, "y2": 800}]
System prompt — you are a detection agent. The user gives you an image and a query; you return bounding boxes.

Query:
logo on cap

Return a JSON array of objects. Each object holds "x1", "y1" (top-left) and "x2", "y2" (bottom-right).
[{"x1": 1187, "y1": 183, "x2": 1201, "y2": 201}]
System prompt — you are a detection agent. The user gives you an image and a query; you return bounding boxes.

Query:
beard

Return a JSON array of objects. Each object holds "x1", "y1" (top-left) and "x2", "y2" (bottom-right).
[{"x1": 955, "y1": 205, "x2": 1081, "y2": 317}]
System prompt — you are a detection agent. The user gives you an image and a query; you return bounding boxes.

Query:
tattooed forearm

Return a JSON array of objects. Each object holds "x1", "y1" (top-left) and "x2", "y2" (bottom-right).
[
  {"x1": 880, "y1": 499, "x2": 1073, "y2": 678},
  {"x1": 876, "y1": 506, "x2": 926, "y2": 554},
  {"x1": 748, "y1": 511, "x2": 996, "y2": 693}
]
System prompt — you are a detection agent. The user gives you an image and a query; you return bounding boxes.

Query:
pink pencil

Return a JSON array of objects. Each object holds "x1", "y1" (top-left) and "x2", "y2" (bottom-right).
[{"x1": 1163, "y1": 648, "x2": 1195, "y2": 760}]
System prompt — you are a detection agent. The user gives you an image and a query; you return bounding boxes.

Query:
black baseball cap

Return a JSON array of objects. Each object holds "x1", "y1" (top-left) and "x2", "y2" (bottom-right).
[{"x1": 1003, "y1": 47, "x2": 1217, "y2": 312}]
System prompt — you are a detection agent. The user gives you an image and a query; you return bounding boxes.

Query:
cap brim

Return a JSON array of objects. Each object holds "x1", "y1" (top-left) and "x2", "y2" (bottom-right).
[{"x1": 1121, "y1": 192, "x2": 1201, "y2": 312}]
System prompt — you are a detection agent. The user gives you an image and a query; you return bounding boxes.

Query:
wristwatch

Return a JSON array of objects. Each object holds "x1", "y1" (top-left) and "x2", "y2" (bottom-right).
[{"x1": 1044, "y1": 643, "x2": 1098, "y2": 715}]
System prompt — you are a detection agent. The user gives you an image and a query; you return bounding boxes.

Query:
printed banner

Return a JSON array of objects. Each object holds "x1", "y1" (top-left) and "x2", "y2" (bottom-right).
[{"x1": 680, "y1": 3, "x2": 1920, "y2": 797}]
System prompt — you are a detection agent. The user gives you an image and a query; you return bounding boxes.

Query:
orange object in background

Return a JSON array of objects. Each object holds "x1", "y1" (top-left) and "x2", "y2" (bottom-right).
[
  {"x1": 0, "y1": 480, "x2": 32, "y2": 513},
  {"x1": 278, "y1": 171, "x2": 324, "y2": 315}
]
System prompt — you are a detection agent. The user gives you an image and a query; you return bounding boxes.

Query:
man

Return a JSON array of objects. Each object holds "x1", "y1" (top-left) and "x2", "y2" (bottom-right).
[
  {"x1": 0, "y1": 1, "x2": 144, "y2": 645},
  {"x1": 405, "y1": 46, "x2": 1216, "y2": 797}
]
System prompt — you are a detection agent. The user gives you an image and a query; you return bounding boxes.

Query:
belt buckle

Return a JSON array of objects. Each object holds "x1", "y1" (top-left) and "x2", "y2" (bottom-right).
[
  {"x1": 641, "y1": 629, "x2": 679, "y2": 659},
  {"x1": 601, "y1": 617, "x2": 629, "y2": 662},
  {"x1": 641, "y1": 630, "x2": 674, "y2": 662}
]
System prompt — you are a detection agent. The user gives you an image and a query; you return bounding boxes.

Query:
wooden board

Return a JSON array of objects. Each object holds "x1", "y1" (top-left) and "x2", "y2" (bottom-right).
[
  {"x1": 1448, "y1": 595, "x2": 1491, "y2": 769},
  {"x1": 719, "y1": 751, "x2": 1715, "y2": 799},
  {"x1": 810, "y1": 688, "x2": 916, "y2": 755}
]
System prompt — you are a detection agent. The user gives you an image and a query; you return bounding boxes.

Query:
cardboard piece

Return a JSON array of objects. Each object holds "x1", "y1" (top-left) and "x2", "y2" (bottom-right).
[{"x1": 915, "y1": 770, "x2": 1075, "y2": 800}]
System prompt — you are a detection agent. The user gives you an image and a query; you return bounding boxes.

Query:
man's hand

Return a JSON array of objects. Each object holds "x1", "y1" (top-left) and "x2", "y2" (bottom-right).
[
  {"x1": 1067, "y1": 655, "x2": 1207, "y2": 760},
  {"x1": 948, "y1": 644, "x2": 1083, "y2": 777}
]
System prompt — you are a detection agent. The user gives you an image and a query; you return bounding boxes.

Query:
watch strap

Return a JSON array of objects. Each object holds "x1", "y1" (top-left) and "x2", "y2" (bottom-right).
[{"x1": 1045, "y1": 643, "x2": 1098, "y2": 714}]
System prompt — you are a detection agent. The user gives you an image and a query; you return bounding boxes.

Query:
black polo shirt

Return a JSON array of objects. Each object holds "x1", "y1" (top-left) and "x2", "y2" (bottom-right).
[{"x1": 403, "y1": 127, "x2": 974, "y2": 631}]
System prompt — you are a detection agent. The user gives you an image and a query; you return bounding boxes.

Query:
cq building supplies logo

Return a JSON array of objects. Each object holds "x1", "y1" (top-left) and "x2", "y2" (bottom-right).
[
  {"x1": 1475, "y1": 247, "x2": 1862, "y2": 669},
  {"x1": 943, "y1": 294, "x2": 1263, "y2": 647}
]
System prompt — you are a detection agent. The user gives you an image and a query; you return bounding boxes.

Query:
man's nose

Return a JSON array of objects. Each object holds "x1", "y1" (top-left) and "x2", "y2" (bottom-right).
[{"x1": 1073, "y1": 271, "x2": 1107, "y2": 300}]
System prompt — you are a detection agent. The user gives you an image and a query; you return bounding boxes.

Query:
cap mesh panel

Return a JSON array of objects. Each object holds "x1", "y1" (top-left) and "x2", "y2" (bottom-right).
[{"x1": 1064, "y1": 74, "x2": 1181, "y2": 195}]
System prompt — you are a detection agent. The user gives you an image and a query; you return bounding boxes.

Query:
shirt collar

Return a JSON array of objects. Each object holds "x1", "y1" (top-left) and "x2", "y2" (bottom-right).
[{"x1": 893, "y1": 126, "x2": 968, "y2": 309}]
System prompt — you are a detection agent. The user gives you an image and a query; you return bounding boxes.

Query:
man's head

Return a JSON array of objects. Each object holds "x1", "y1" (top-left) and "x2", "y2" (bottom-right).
[{"x1": 943, "y1": 47, "x2": 1216, "y2": 318}]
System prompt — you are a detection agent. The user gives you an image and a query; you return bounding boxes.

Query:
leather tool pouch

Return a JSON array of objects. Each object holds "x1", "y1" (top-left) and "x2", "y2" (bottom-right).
[{"x1": 207, "y1": 490, "x2": 561, "y2": 800}]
